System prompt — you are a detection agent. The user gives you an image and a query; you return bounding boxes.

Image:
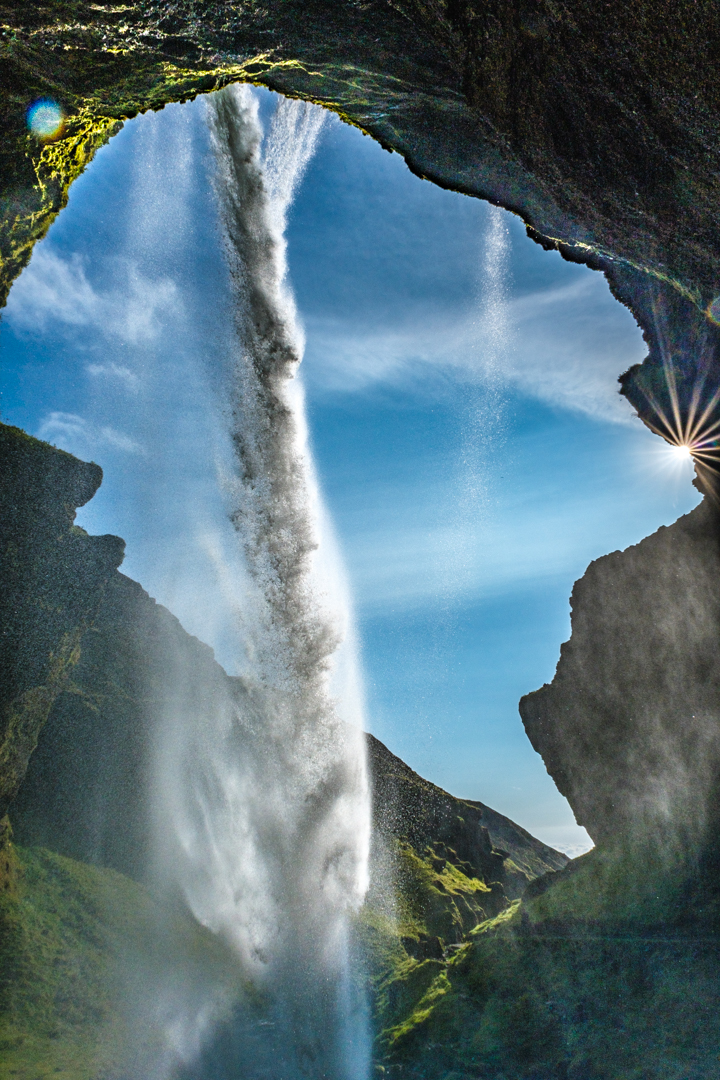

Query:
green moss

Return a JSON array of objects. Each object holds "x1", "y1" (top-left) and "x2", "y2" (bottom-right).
[
  {"x1": 523, "y1": 844, "x2": 705, "y2": 929},
  {"x1": 375, "y1": 871, "x2": 720, "y2": 1080},
  {"x1": 0, "y1": 844, "x2": 238, "y2": 1080},
  {"x1": 360, "y1": 837, "x2": 510, "y2": 1065},
  {"x1": 391, "y1": 841, "x2": 498, "y2": 945},
  {"x1": 381, "y1": 966, "x2": 452, "y2": 1048}
]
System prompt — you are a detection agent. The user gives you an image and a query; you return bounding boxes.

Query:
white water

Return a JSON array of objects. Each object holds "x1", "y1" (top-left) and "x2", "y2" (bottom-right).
[
  {"x1": 155, "y1": 86, "x2": 371, "y2": 1079},
  {"x1": 461, "y1": 204, "x2": 511, "y2": 510}
]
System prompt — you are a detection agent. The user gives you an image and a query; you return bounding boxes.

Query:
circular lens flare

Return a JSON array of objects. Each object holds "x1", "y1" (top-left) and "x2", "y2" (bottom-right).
[{"x1": 26, "y1": 98, "x2": 65, "y2": 141}]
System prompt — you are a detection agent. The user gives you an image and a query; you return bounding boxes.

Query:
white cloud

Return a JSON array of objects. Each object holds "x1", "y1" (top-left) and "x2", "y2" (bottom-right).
[
  {"x1": 531, "y1": 826, "x2": 594, "y2": 859},
  {"x1": 37, "y1": 411, "x2": 142, "y2": 455},
  {"x1": 5, "y1": 245, "x2": 179, "y2": 346},
  {"x1": 305, "y1": 273, "x2": 646, "y2": 426},
  {"x1": 497, "y1": 277, "x2": 644, "y2": 424},
  {"x1": 345, "y1": 494, "x2": 598, "y2": 613},
  {"x1": 85, "y1": 362, "x2": 140, "y2": 391}
]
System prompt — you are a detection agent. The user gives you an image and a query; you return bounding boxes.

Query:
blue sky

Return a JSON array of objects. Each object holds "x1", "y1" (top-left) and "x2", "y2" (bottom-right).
[{"x1": 0, "y1": 92, "x2": 700, "y2": 855}]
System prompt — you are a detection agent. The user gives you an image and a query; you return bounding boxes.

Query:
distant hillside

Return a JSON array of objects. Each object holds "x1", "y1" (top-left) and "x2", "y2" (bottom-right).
[{"x1": 368, "y1": 734, "x2": 567, "y2": 896}]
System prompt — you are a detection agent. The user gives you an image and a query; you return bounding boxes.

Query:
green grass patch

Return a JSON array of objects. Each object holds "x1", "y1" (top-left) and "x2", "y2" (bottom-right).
[{"x1": 0, "y1": 845, "x2": 238, "y2": 1080}]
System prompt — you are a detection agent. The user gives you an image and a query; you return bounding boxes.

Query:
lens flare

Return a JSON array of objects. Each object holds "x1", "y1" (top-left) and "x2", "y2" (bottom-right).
[
  {"x1": 670, "y1": 443, "x2": 693, "y2": 459},
  {"x1": 707, "y1": 296, "x2": 720, "y2": 326},
  {"x1": 26, "y1": 98, "x2": 65, "y2": 141}
]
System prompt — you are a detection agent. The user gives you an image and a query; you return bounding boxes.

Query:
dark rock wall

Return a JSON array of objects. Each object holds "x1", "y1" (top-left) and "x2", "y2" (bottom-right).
[
  {"x1": 3, "y1": 1, "x2": 720, "y2": 303},
  {"x1": 0, "y1": 423, "x2": 124, "y2": 855},
  {"x1": 521, "y1": 498, "x2": 720, "y2": 867}
]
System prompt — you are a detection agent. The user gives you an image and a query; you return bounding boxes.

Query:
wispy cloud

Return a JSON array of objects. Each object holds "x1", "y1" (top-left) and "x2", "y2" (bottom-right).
[
  {"x1": 4, "y1": 245, "x2": 179, "y2": 346},
  {"x1": 305, "y1": 274, "x2": 646, "y2": 426},
  {"x1": 85, "y1": 361, "x2": 140, "y2": 391},
  {"x1": 37, "y1": 411, "x2": 142, "y2": 455},
  {"x1": 345, "y1": 495, "x2": 598, "y2": 613}
]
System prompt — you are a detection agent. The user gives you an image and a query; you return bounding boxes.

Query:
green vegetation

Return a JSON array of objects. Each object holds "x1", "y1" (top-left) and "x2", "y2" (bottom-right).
[
  {"x1": 3, "y1": 426, "x2": 719, "y2": 1078},
  {"x1": 4, "y1": 813, "x2": 720, "y2": 1079},
  {"x1": 0, "y1": 2, "x2": 367, "y2": 307},
  {"x1": 360, "y1": 838, "x2": 509, "y2": 1064},
  {"x1": 0, "y1": 843, "x2": 242, "y2": 1080},
  {"x1": 0, "y1": 835, "x2": 500, "y2": 1079},
  {"x1": 0, "y1": 843, "x2": 143, "y2": 1079},
  {"x1": 368, "y1": 848, "x2": 720, "y2": 1080}
]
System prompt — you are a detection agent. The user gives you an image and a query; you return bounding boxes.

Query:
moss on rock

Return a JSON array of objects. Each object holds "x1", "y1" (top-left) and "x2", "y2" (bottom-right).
[{"x1": 3, "y1": 0, "x2": 720, "y2": 316}]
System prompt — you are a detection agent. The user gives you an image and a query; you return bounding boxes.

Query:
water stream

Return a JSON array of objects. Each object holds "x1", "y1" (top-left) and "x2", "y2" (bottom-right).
[{"x1": 154, "y1": 86, "x2": 371, "y2": 1079}]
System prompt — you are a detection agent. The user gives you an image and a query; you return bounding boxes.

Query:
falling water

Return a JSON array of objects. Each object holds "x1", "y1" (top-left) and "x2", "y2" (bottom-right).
[
  {"x1": 462, "y1": 204, "x2": 511, "y2": 502},
  {"x1": 439, "y1": 204, "x2": 512, "y2": 605},
  {"x1": 154, "y1": 85, "x2": 371, "y2": 1080}
]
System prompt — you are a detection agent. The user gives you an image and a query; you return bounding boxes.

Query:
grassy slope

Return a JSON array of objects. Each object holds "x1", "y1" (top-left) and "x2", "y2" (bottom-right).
[
  {"x1": 0, "y1": 834, "x2": 510, "y2": 1078},
  {"x1": 0, "y1": 844, "x2": 139, "y2": 1079},
  {"x1": 0, "y1": 844, "x2": 238, "y2": 1080},
  {"x1": 375, "y1": 852, "x2": 720, "y2": 1080},
  {"x1": 360, "y1": 838, "x2": 509, "y2": 1064},
  {"x1": 5, "y1": 837, "x2": 719, "y2": 1079}
]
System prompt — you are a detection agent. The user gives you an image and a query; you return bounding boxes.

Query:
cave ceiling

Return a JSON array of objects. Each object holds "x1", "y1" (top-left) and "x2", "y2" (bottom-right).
[{"x1": 2, "y1": 1, "x2": 720, "y2": 450}]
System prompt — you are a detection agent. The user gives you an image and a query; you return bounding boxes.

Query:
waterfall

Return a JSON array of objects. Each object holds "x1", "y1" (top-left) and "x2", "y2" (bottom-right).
[
  {"x1": 440, "y1": 204, "x2": 511, "y2": 604},
  {"x1": 463, "y1": 204, "x2": 511, "y2": 501},
  {"x1": 153, "y1": 85, "x2": 371, "y2": 1080}
]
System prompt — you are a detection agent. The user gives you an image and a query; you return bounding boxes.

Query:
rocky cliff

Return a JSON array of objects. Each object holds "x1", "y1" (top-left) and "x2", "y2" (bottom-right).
[
  {"x1": 0, "y1": 424, "x2": 124, "y2": 879},
  {"x1": 2, "y1": 2, "x2": 720, "y2": 459},
  {"x1": 520, "y1": 498, "x2": 720, "y2": 881}
]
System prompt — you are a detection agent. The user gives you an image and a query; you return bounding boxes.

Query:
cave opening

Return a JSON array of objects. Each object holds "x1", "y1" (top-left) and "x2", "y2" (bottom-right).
[{"x1": 0, "y1": 83, "x2": 716, "y2": 1079}]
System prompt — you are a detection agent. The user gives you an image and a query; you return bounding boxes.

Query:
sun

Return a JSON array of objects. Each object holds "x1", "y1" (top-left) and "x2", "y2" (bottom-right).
[{"x1": 670, "y1": 443, "x2": 693, "y2": 459}]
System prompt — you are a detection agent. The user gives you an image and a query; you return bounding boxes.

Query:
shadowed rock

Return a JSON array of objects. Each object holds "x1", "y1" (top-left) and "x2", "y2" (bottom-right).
[
  {"x1": 521, "y1": 497, "x2": 720, "y2": 883},
  {"x1": 0, "y1": 423, "x2": 124, "y2": 868},
  {"x1": 4, "y1": 2, "x2": 720, "y2": 464}
]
